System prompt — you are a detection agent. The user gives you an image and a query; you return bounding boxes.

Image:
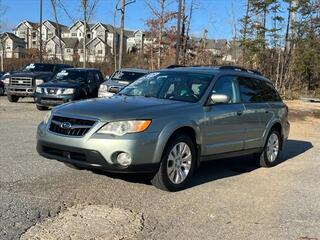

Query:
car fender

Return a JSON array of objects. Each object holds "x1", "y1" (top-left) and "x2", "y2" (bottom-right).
[
  {"x1": 152, "y1": 120, "x2": 201, "y2": 164},
  {"x1": 262, "y1": 118, "x2": 283, "y2": 147}
]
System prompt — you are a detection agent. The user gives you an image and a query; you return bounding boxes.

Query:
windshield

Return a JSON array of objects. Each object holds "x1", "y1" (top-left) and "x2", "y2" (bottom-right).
[
  {"x1": 53, "y1": 70, "x2": 87, "y2": 82},
  {"x1": 111, "y1": 70, "x2": 146, "y2": 83},
  {"x1": 23, "y1": 63, "x2": 55, "y2": 72},
  {"x1": 119, "y1": 72, "x2": 213, "y2": 103}
]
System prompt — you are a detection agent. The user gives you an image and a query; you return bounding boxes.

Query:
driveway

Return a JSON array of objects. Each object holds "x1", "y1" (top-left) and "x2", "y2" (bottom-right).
[{"x1": 0, "y1": 97, "x2": 319, "y2": 240}]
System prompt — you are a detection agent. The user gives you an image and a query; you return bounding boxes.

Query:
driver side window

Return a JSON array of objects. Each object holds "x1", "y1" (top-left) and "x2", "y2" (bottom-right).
[{"x1": 212, "y1": 76, "x2": 239, "y2": 103}]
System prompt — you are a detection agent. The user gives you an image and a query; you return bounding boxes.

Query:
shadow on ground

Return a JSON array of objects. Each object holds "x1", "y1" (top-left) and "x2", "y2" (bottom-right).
[{"x1": 90, "y1": 139, "x2": 313, "y2": 189}]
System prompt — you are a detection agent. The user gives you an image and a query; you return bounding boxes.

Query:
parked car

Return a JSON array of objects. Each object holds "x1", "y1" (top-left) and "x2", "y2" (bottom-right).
[
  {"x1": 34, "y1": 68, "x2": 104, "y2": 110},
  {"x1": 37, "y1": 66, "x2": 290, "y2": 191},
  {"x1": 98, "y1": 68, "x2": 148, "y2": 97},
  {"x1": 5, "y1": 63, "x2": 72, "y2": 103}
]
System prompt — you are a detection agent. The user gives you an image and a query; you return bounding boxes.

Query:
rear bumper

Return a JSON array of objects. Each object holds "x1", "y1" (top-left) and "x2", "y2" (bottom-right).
[{"x1": 37, "y1": 140, "x2": 159, "y2": 173}]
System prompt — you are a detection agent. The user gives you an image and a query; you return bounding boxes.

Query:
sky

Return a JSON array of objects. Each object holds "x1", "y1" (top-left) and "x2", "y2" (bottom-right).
[{"x1": 1, "y1": 0, "x2": 248, "y2": 39}]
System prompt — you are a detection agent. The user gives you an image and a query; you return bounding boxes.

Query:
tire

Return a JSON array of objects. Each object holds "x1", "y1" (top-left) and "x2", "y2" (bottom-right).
[
  {"x1": 36, "y1": 105, "x2": 49, "y2": 111},
  {"x1": 151, "y1": 134, "x2": 196, "y2": 191},
  {"x1": 7, "y1": 94, "x2": 19, "y2": 102},
  {"x1": 259, "y1": 129, "x2": 281, "y2": 167}
]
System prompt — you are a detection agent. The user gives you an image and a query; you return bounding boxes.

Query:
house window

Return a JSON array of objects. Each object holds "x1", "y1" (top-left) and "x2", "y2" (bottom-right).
[
  {"x1": 48, "y1": 49, "x2": 52, "y2": 53},
  {"x1": 66, "y1": 49, "x2": 71, "y2": 53},
  {"x1": 6, "y1": 46, "x2": 11, "y2": 50},
  {"x1": 71, "y1": 33, "x2": 77, "y2": 37},
  {"x1": 97, "y1": 50, "x2": 103, "y2": 54},
  {"x1": 79, "y1": 33, "x2": 82, "y2": 37},
  {"x1": 19, "y1": 31, "x2": 26, "y2": 35}
]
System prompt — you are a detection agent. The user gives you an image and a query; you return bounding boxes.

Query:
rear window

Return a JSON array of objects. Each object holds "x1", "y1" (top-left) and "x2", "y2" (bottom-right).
[
  {"x1": 238, "y1": 77, "x2": 281, "y2": 103},
  {"x1": 111, "y1": 70, "x2": 146, "y2": 83},
  {"x1": 23, "y1": 64, "x2": 55, "y2": 72}
]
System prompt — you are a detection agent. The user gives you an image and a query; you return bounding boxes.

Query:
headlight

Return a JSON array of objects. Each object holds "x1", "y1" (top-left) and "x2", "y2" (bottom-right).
[
  {"x1": 36, "y1": 79, "x2": 44, "y2": 85},
  {"x1": 36, "y1": 87, "x2": 42, "y2": 93},
  {"x1": 99, "y1": 84, "x2": 108, "y2": 91},
  {"x1": 3, "y1": 78, "x2": 9, "y2": 84},
  {"x1": 98, "y1": 120, "x2": 152, "y2": 136},
  {"x1": 63, "y1": 88, "x2": 74, "y2": 94},
  {"x1": 43, "y1": 111, "x2": 52, "y2": 124}
]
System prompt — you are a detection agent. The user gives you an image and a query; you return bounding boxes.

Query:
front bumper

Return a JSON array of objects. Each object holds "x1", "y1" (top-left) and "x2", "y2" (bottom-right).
[
  {"x1": 37, "y1": 122, "x2": 161, "y2": 173},
  {"x1": 34, "y1": 93, "x2": 74, "y2": 107},
  {"x1": 7, "y1": 86, "x2": 35, "y2": 97}
]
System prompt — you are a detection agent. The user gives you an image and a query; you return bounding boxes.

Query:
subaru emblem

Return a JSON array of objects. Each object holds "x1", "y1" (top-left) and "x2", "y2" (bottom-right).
[{"x1": 61, "y1": 122, "x2": 72, "y2": 130}]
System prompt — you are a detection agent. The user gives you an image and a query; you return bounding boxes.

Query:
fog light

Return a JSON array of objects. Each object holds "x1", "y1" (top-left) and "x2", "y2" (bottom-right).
[{"x1": 117, "y1": 152, "x2": 132, "y2": 166}]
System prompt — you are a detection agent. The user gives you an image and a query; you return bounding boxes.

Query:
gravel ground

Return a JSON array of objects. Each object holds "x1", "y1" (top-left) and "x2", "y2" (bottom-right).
[{"x1": 0, "y1": 97, "x2": 319, "y2": 240}]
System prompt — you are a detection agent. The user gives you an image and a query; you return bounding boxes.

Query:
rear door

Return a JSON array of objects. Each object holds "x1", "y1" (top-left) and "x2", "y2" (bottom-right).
[
  {"x1": 238, "y1": 77, "x2": 271, "y2": 149},
  {"x1": 86, "y1": 71, "x2": 96, "y2": 97},
  {"x1": 202, "y1": 75, "x2": 246, "y2": 155}
]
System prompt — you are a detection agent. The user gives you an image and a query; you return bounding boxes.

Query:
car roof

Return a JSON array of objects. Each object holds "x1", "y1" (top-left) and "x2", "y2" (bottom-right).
[
  {"x1": 64, "y1": 68, "x2": 99, "y2": 71},
  {"x1": 160, "y1": 65, "x2": 272, "y2": 83},
  {"x1": 117, "y1": 68, "x2": 148, "y2": 73}
]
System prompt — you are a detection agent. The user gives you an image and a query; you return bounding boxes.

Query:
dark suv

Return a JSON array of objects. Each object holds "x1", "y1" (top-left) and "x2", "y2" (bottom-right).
[
  {"x1": 34, "y1": 68, "x2": 104, "y2": 110},
  {"x1": 6, "y1": 63, "x2": 72, "y2": 102},
  {"x1": 37, "y1": 66, "x2": 290, "y2": 191}
]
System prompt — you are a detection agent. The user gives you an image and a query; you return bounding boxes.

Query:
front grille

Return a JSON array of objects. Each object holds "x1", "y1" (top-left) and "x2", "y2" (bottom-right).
[
  {"x1": 10, "y1": 77, "x2": 33, "y2": 87},
  {"x1": 45, "y1": 88, "x2": 60, "y2": 95},
  {"x1": 49, "y1": 115, "x2": 96, "y2": 137}
]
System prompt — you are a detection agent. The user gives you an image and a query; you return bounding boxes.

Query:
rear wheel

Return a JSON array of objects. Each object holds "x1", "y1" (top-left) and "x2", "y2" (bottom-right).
[
  {"x1": 151, "y1": 134, "x2": 196, "y2": 191},
  {"x1": 7, "y1": 94, "x2": 19, "y2": 102},
  {"x1": 36, "y1": 105, "x2": 49, "y2": 111},
  {"x1": 259, "y1": 129, "x2": 281, "y2": 167},
  {"x1": 0, "y1": 86, "x2": 4, "y2": 95}
]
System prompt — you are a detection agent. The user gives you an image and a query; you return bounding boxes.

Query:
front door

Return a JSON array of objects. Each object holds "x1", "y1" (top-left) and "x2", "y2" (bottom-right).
[{"x1": 202, "y1": 75, "x2": 246, "y2": 155}]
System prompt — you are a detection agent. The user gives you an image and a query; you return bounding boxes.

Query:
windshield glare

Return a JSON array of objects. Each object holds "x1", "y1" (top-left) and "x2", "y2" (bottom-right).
[
  {"x1": 24, "y1": 64, "x2": 55, "y2": 72},
  {"x1": 111, "y1": 70, "x2": 146, "y2": 83},
  {"x1": 53, "y1": 70, "x2": 87, "y2": 82},
  {"x1": 119, "y1": 72, "x2": 213, "y2": 103}
]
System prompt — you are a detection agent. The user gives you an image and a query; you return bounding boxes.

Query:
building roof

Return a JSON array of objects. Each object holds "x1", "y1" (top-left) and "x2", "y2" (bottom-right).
[
  {"x1": 62, "y1": 38, "x2": 79, "y2": 48},
  {"x1": 43, "y1": 20, "x2": 68, "y2": 31},
  {"x1": 0, "y1": 32, "x2": 25, "y2": 43}
]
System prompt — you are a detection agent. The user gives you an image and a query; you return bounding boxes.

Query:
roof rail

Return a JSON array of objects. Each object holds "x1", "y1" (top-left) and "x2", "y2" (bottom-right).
[{"x1": 219, "y1": 65, "x2": 262, "y2": 76}]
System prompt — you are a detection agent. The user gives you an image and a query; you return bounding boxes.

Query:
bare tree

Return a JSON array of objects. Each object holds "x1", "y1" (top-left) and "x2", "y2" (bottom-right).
[
  {"x1": 116, "y1": 0, "x2": 136, "y2": 69},
  {"x1": 0, "y1": 0, "x2": 7, "y2": 71},
  {"x1": 175, "y1": 0, "x2": 182, "y2": 64},
  {"x1": 81, "y1": 0, "x2": 99, "y2": 68},
  {"x1": 145, "y1": 0, "x2": 172, "y2": 69},
  {"x1": 39, "y1": 0, "x2": 43, "y2": 63},
  {"x1": 50, "y1": 0, "x2": 64, "y2": 62}
]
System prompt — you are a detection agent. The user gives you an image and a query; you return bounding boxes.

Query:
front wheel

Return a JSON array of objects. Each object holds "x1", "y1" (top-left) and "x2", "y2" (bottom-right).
[
  {"x1": 151, "y1": 134, "x2": 196, "y2": 191},
  {"x1": 7, "y1": 95, "x2": 19, "y2": 102},
  {"x1": 259, "y1": 130, "x2": 281, "y2": 167}
]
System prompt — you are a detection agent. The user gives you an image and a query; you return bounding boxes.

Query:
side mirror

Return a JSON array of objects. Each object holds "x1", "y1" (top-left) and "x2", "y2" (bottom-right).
[
  {"x1": 109, "y1": 87, "x2": 120, "y2": 94},
  {"x1": 210, "y1": 93, "x2": 230, "y2": 104},
  {"x1": 105, "y1": 75, "x2": 110, "y2": 80}
]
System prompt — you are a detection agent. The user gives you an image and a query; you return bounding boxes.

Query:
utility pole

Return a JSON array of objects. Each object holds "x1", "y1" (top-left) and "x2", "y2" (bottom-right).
[
  {"x1": 39, "y1": 0, "x2": 43, "y2": 63},
  {"x1": 175, "y1": 0, "x2": 182, "y2": 65},
  {"x1": 82, "y1": 0, "x2": 87, "y2": 68},
  {"x1": 117, "y1": 0, "x2": 135, "y2": 69},
  {"x1": 119, "y1": 0, "x2": 125, "y2": 69}
]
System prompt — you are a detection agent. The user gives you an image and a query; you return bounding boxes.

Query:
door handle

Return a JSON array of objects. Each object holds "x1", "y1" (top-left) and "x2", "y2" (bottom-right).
[
  {"x1": 265, "y1": 110, "x2": 269, "y2": 114},
  {"x1": 237, "y1": 111, "x2": 243, "y2": 116}
]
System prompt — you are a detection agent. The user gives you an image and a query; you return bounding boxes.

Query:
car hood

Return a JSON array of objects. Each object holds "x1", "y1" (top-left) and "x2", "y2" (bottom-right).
[
  {"x1": 54, "y1": 95, "x2": 196, "y2": 121},
  {"x1": 39, "y1": 81, "x2": 80, "y2": 88},
  {"x1": 10, "y1": 72, "x2": 53, "y2": 81}
]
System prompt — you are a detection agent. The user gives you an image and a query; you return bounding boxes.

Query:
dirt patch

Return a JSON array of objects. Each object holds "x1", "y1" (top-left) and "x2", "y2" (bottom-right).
[
  {"x1": 286, "y1": 100, "x2": 320, "y2": 123},
  {"x1": 20, "y1": 205, "x2": 144, "y2": 240}
]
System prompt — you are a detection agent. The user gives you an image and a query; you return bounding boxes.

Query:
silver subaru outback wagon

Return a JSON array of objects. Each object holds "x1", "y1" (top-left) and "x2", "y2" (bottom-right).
[{"x1": 37, "y1": 66, "x2": 290, "y2": 191}]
